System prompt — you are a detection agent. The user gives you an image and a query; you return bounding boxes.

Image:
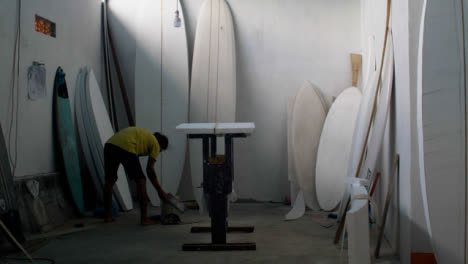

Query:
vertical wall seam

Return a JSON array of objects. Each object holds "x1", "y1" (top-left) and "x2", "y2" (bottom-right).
[
  {"x1": 206, "y1": 0, "x2": 213, "y2": 121},
  {"x1": 461, "y1": 0, "x2": 468, "y2": 262},
  {"x1": 160, "y1": 0, "x2": 164, "y2": 183}
]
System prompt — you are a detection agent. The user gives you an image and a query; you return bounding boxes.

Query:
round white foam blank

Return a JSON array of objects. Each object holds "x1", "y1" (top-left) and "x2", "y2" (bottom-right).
[
  {"x1": 417, "y1": 0, "x2": 466, "y2": 262},
  {"x1": 189, "y1": 0, "x2": 236, "y2": 214},
  {"x1": 316, "y1": 87, "x2": 362, "y2": 211},
  {"x1": 291, "y1": 81, "x2": 328, "y2": 210}
]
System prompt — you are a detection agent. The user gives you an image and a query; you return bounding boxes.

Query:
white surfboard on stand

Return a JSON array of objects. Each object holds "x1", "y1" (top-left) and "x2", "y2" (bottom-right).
[
  {"x1": 417, "y1": 0, "x2": 466, "y2": 262},
  {"x1": 190, "y1": 0, "x2": 236, "y2": 214},
  {"x1": 316, "y1": 87, "x2": 362, "y2": 211},
  {"x1": 134, "y1": 0, "x2": 189, "y2": 207}
]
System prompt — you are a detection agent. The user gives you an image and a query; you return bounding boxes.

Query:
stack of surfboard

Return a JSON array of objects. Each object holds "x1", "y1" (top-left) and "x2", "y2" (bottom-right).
[
  {"x1": 287, "y1": 35, "x2": 394, "y2": 218},
  {"x1": 74, "y1": 67, "x2": 132, "y2": 211}
]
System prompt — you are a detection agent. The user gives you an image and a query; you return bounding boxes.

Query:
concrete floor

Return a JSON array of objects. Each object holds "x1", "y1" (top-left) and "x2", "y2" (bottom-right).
[{"x1": 18, "y1": 203, "x2": 399, "y2": 264}]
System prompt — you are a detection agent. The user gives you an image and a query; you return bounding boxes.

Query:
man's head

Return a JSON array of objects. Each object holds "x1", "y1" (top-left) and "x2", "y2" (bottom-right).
[{"x1": 153, "y1": 132, "x2": 168, "y2": 151}]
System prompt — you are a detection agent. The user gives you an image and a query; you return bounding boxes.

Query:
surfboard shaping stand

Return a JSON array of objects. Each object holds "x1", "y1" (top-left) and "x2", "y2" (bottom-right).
[{"x1": 177, "y1": 123, "x2": 256, "y2": 251}]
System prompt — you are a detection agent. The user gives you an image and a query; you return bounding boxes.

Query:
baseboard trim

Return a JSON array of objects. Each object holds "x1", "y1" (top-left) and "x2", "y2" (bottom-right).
[{"x1": 13, "y1": 172, "x2": 60, "y2": 182}]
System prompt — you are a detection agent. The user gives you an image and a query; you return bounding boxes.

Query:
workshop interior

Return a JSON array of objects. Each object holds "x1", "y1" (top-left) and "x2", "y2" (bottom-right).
[{"x1": 0, "y1": 0, "x2": 464, "y2": 263}]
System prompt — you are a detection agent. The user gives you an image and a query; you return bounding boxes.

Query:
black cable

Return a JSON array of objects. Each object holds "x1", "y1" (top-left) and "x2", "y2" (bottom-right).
[{"x1": 8, "y1": 0, "x2": 21, "y2": 177}]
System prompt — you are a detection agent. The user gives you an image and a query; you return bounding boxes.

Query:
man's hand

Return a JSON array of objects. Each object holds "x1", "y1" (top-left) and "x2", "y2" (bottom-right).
[
  {"x1": 158, "y1": 190, "x2": 169, "y2": 202},
  {"x1": 146, "y1": 157, "x2": 169, "y2": 203}
]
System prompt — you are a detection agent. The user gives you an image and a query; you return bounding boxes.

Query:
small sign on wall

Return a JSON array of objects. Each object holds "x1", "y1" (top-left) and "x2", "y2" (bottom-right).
[{"x1": 35, "y1": 15, "x2": 56, "y2": 38}]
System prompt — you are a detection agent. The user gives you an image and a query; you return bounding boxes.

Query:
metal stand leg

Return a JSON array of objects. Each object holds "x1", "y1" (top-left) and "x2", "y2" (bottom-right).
[{"x1": 182, "y1": 134, "x2": 256, "y2": 251}]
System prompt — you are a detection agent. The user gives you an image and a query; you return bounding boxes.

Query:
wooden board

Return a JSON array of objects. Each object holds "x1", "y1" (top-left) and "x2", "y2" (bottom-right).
[
  {"x1": 417, "y1": 0, "x2": 466, "y2": 262},
  {"x1": 316, "y1": 87, "x2": 362, "y2": 211},
  {"x1": 134, "y1": 0, "x2": 189, "y2": 207},
  {"x1": 86, "y1": 70, "x2": 133, "y2": 211},
  {"x1": 53, "y1": 67, "x2": 85, "y2": 214},
  {"x1": 291, "y1": 81, "x2": 328, "y2": 210},
  {"x1": 189, "y1": 0, "x2": 236, "y2": 213}
]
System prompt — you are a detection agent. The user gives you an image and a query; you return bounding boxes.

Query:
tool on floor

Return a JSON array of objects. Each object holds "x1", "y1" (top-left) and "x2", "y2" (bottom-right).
[
  {"x1": 160, "y1": 198, "x2": 182, "y2": 225},
  {"x1": 0, "y1": 219, "x2": 33, "y2": 262},
  {"x1": 177, "y1": 123, "x2": 256, "y2": 251},
  {"x1": 166, "y1": 193, "x2": 185, "y2": 213}
]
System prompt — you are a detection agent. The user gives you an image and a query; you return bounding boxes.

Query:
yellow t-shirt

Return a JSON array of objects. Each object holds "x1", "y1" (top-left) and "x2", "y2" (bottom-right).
[{"x1": 106, "y1": 127, "x2": 160, "y2": 160}]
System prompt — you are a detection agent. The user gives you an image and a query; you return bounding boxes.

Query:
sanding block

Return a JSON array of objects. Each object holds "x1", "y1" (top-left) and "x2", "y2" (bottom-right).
[{"x1": 166, "y1": 193, "x2": 185, "y2": 213}]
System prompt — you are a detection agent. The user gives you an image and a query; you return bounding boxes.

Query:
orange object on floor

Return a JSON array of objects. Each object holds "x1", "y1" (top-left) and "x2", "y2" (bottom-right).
[{"x1": 411, "y1": 253, "x2": 437, "y2": 264}]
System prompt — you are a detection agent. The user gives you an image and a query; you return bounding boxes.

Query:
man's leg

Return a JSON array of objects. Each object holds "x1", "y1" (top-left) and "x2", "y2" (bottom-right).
[
  {"x1": 136, "y1": 178, "x2": 155, "y2": 225},
  {"x1": 104, "y1": 179, "x2": 116, "y2": 222},
  {"x1": 103, "y1": 144, "x2": 119, "y2": 223}
]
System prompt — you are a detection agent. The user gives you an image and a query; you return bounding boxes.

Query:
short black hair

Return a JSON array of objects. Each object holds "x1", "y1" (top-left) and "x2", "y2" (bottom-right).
[{"x1": 153, "y1": 132, "x2": 168, "y2": 151}]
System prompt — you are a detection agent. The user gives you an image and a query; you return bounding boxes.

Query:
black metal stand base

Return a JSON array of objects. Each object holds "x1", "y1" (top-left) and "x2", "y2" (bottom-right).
[
  {"x1": 191, "y1": 226, "x2": 254, "y2": 233},
  {"x1": 182, "y1": 133, "x2": 256, "y2": 252},
  {"x1": 182, "y1": 243, "x2": 256, "y2": 251}
]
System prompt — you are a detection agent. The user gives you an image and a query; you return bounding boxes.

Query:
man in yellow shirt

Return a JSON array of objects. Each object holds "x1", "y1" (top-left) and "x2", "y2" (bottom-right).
[{"x1": 103, "y1": 127, "x2": 169, "y2": 225}]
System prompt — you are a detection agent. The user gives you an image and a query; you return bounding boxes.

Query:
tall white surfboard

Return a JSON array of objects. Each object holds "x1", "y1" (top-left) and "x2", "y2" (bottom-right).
[
  {"x1": 316, "y1": 87, "x2": 361, "y2": 211},
  {"x1": 417, "y1": 0, "x2": 466, "y2": 262},
  {"x1": 291, "y1": 81, "x2": 329, "y2": 211},
  {"x1": 190, "y1": 0, "x2": 236, "y2": 214},
  {"x1": 134, "y1": 0, "x2": 189, "y2": 206}
]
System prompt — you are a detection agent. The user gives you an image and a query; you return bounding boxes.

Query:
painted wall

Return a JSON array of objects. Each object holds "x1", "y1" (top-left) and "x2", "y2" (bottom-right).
[
  {"x1": 0, "y1": 0, "x2": 104, "y2": 178},
  {"x1": 108, "y1": 0, "x2": 362, "y2": 202}
]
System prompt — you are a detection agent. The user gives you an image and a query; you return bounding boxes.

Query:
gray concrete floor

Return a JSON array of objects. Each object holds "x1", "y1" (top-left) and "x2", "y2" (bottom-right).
[{"x1": 18, "y1": 203, "x2": 399, "y2": 264}]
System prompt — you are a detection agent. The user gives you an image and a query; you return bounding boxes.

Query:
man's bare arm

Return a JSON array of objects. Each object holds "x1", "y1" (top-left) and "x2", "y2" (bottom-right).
[{"x1": 146, "y1": 157, "x2": 168, "y2": 201}]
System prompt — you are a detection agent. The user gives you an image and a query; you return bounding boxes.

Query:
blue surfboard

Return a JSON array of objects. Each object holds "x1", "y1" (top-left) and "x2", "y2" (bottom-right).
[{"x1": 53, "y1": 67, "x2": 85, "y2": 214}]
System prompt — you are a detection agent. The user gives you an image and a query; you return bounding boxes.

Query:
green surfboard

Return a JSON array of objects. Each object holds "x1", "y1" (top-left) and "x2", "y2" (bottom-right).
[{"x1": 53, "y1": 67, "x2": 85, "y2": 214}]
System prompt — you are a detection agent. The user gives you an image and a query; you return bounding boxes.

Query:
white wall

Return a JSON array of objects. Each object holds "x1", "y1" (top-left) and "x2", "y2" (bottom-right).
[
  {"x1": 0, "y1": 0, "x2": 104, "y2": 177},
  {"x1": 108, "y1": 0, "x2": 362, "y2": 202}
]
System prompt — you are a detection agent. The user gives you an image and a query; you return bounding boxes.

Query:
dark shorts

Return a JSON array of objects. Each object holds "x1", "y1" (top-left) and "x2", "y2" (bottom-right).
[{"x1": 104, "y1": 143, "x2": 145, "y2": 183}]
